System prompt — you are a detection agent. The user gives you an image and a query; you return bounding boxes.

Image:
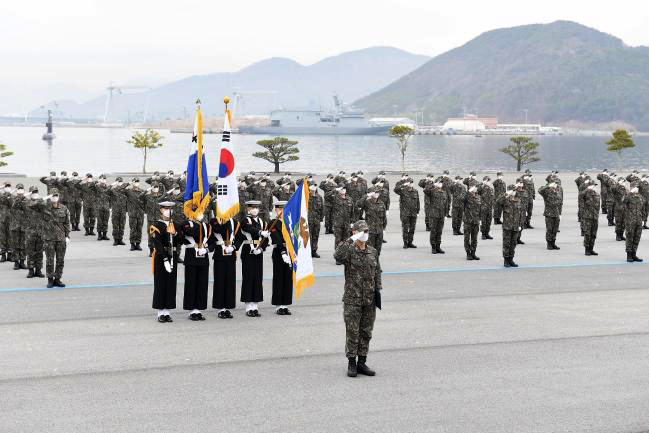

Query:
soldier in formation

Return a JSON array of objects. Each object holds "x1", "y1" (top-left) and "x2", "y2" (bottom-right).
[
  {"x1": 462, "y1": 185, "x2": 482, "y2": 260},
  {"x1": 538, "y1": 180, "x2": 563, "y2": 250},
  {"x1": 357, "y1": 188, "x2": 387, "y2": 255},
  {"x1": 450, "y1": 176, "x2": 466, "y2": 235},
  {"x1": 394, "y1": 175, "x2": 420, "y2": 249},
  {"x1": 579, "y1": 181, "x2": 600, "y2": 256},
  {"x1": 478, "y1": 176, "x2": 494, "y2": 240},
  {"x1": 423, "y1": 179, "x2": 447, "y2": 254},
  {"x1": 497, "y1": 185, "x2": 522, "y2": 267},
  {"x1": 307, "y1": 181, "x2": 324, "y2": 258},
  {"x1": 623, "y1": 182, "x2": 645, "y2": 262},
  {"x1": 493, "y1": 172, "x2": 506, "y2": 225}
]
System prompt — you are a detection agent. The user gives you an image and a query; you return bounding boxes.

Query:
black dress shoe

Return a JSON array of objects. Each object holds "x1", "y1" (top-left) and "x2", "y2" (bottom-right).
[
  {"x1": 254, "y1": 310, "x2": 261, "y2": 317},
  {"x1": 197, "y1": 313, "x2": 206, "y2": 321},
  {"x1": 225, "y1": 310, "x2": 234, "y2": 319},
  {"x1": 284, "y1": 308, "x2": 292, "y2": 315},
  {"x1": 157, "y1": 316, "x2": 167, "y2": 323},
  {"x1": 165, "y1": 315, "x2": 173, "y2": 322},
  {"x1": 276, "y1": 308, "x2": 285, "y2": 315},
  {"x1": 217, "y1": 311, "x2": 227, "y2": 319},
  {"x1": 189, "y1": 313, "x2": 199, "y2": 321},
  {"x1": 246, "y1": 310, "x2": 255, "y2": 317}
]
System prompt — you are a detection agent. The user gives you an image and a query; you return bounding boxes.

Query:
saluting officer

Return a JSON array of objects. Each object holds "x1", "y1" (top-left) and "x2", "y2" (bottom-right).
[
  {"x1": 150, "y1": 201, "x2": 183, "y2": 323},
  {"x1": 238, "y1": 200, "x2": 271, "y2": 317}
]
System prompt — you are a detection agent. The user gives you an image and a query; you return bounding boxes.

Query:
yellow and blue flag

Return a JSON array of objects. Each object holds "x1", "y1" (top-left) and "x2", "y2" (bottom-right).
[
  {"x1": 183, "y1": 101, "x2": 210, "y2": 219},
  {"x1": 281, "y1": 179, "x2": 315, "y2": 299}
]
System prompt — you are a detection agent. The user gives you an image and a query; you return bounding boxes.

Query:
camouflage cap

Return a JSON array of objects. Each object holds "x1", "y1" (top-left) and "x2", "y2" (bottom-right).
[
  {"x1": 72, "y1": 171, "x2": 78, "y2": 176},
  {"x1": 153, "y1": 171, "x2": 160, "y2": 176},
  {"x1": 497, "y1": 171, "x2": 503, "y2": 175},
  {"x1": 167, "y1": 170, "x2": 174, "y2": 175},
  {"x1": 49, "y1": 171, "x2": 56, "y2": 176},
  {"x1": 470, "y1": 171, "x2": 476, "y2": 176},
  {"x1": 30, "y1": 187, "x2": 39, "y2": 194},
  {"x1": 507, "y1": 184, "x2": 516, "y2": 191},
  {"x1": 351, "y1": 220, "x2": 369, "y2": 232},
  {"x1": 60, "y1": 171, "x2": 67, "y2": 176},
  {"x1": 132, "y1": 177, "x2": 140, "y2": 183},
  {"x1": 116, "y1": 176, "x2": 123, "y2": 182},
  {"x1": 85, "y1": 173, "x2": 93, "y2": 178},
  {"x1": 99, "y1": 174, "x2": 107, "y2": 179},
  {"x1": 483, "y1": 176, "x2": 490, "y2": 181},
  {"x1": 16, "y1": 183, "x2": 24, "y2": 189},
  {"x1": 50, "y1": 188, "x2": 59, "y2": 195},
  {"x1": 3, "y1": 182, "x2": 11, "y2": 187},
  {"x1": 443, "y1": 170, "x2": 450, "y2": 175}
]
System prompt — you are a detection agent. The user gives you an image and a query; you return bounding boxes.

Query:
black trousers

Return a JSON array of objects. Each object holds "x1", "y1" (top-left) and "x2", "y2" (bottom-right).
[
  {"x1": 152, "y1": 255, "x2": 178, "y2": 309},
  {"x1": 271, "y1": 252, "x2": 293, "y2": 306},
  {"x1": 213, "y1": 259, "x2": 236, "y2": 309},
  {"x1": 183, "y1": 264, "x2": 209, "y2": 310},
  {"x1": 241, "y1": 253, "x2": 264, "y2": 302}
]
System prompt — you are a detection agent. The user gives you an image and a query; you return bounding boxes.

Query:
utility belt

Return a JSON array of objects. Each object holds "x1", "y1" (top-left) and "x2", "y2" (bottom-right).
[
  {"x1": 242, "y1": 240, "x2": 262, "y2": 247},
  {"x1": 273, "y1": 243, "x2": 286, "y2": 249}
]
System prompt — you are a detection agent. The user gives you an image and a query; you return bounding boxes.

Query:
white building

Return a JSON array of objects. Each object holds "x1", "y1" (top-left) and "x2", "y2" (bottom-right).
[{"x1": 443, "y1": 118, "x2": 486, "y2": 132}]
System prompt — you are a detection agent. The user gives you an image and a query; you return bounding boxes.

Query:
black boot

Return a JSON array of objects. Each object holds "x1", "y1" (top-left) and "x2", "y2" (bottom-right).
[
  {"x1": 408, "y1": 242, "x2": 417, "y2": 248},
  {"x1": 590, "y1": 248, "x2": 598, "y2": 256},
  {"x1": 135, "y1": 243, "x2": 143, "y2": 251},
  {"x1": 472, "y1": 252, "x2": 480, "y2": 260},
  {"x1": 644, "y1": 223, "x2": 649, "y2": 230},
  {"x1": 552, "y1": 242, "x2": 560, "y2": 250},
  {"x1": 103, "y1": 233, "x2": 110, "y2": 241},
  {"x1": 117, "y1": 239, "x2": 126, "y2": 246},
  {"x1": 466, "y1": 253, "x2": 474, "y2": 261},
  {"x1": 311, "y1": 251, "x2": 320, "y2": 258},
  {"x1": 547, "y1": 243, "x2": 554, "y2": 250},
  {"x1": 35, "y1": 268, "x2": 45, "y2": 278},
  {"x1": 53, "y1": 278, "x2": 66, "y2": 287},
  {"x1": 504, "y1": 257, "x2": 511, "y2": 268},
  {"x1": 357, "y1": 356, "x2": 375, "y2": 376},
  {"x1": 347, "y1": 357, "x2": 358, "y2": 377},
  {"x1": 0, "y1": 252, "x2": 6, "y2": 262},
  {"x1": 47, "y1": 278, "x2": 54, "y2": 288},
  {"x1": 19, "y1": 259, "x2": 27, "y2": 269},
  {"x1": 113, "y1": 240, "x2": 120, "y2": 246},
  {"x1": 436, "y1": 244, "x2": 445, "y2": 254},
  {"x1": 482, "y1": 234, "x2": 488, "y2": 240},
  {"x1": 585, "y1": 248, "x2": 592, "y2": 256},
  {"x1": 97, "y1": 232, "x2": 103, "y2": 240},
  {"x1": 494, "y1": 218, "x2": 502, "y2": 225},
  {"x1": 403, "y1": 243, "x2": 409, "y2": 249},
  {"x1": 485, "y1": 233, "x2": 493, "y2": 240},
  {"x1": 509, "y1": 257, "x2": 519, "y2": 267},
  {"x1": 517, "y1": 239, "x2": 525, "y2": 245},
  {"x1": 89, "y1": 228, "x2": 96, "y2": 236},
  {"x1": 26, "y1": 268, "x2": 34, "y2": 278},
  {"x1": 431, "y1": 246, "x2": 437, "y2": 254},
  {"x1": 633, "y1": 252, "x2": 643, "y2": 262},
  {"x1": 13, "y1": 261, "x2": 20, "y2": 270},
  {"x1": 627, "y1": 252, "x2": 634, "y2": 263},
  {"x1": 130, "y1": 243, "x2": 137, "y2": 251}
]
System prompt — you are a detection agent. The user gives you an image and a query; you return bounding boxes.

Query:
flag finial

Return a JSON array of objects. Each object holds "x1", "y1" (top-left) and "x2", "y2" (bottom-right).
[
  {"x1": 195, "y1": 98, "x2": 201, "y2": 106},
  {"x1": 224, "y1": 96, "x2": 230, "y2": 110}
]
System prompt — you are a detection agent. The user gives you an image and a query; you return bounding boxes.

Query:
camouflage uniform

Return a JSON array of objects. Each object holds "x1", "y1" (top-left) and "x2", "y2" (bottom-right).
[
  {"x1": 522, "y1": 175, "x2": 536, "y2": 227},
  {"x1": 307, "y1": 185, "x2": 324, "y2": 256},
  {"x1": 423, "y1": 183, "x2": 447, "y2": 253},
  {"x1": 604, "y1": 176, "x2": 617, "y2": 225},
  {"x1": 237, "y1": 183, "x2": 250, "y2": 222},
  {"x1": 623, "y1": 188, "x2": 645, "y2": 259},
  {"x1": 108, "y1": 181, "x2": 129, "y2": 244},
  {"x1": 371, "y1": 178, "x2": 390, "y2": 231},
  {"x1": 93, "y1": 180, "x2": 112, "y2": 239},
  {"x1": 492, "y1": 175, "x2": 506, "y2": 223},
  {"x1": 124, "y1": 180, "x2": 146, "y2": 249},
  {"x1": 331, "y1": 191, "x2": 355, "y2": 251},
  {"x1": 418, "y1": 175, "x2": 435, "y2": 230},
  {"x1": 272, "y1": 184, "x2": 292, "y2": 202},
  {"x1": 478, "y1": 181, "x2": 494, "y2": 238},
  {"x1": 39, "y1": 173, "x2": 58, "y2": 194},
  {"x1": 10, "y1": 190, "x2": 28, "y2": 266},
  {"x1": 639, "y1": 178, "x2": 649, "y2": 228},
  {"x1": 538, "y1": 184, "x2": 562, "y2": 248},
  {"x1": 346, "y1": 177, "x2": 364, "y2": 220},
  {"x1": 142, "y1": 187, "x2": 164, "y2": 253},
  {"x1": 41, "y1": 198, "x2": 71, "y2": 282},
  {"x1": 515, "y1": 184, "x2": 528, "y2": 243},
  {"x1": 356, "y1": 194, "x2": 386, "y2": 254},
  {"x1": 145, "y1": 173, "x2": 165, "y2": 193},
  {"x1": 450, "y1": 180, "x2": 466, "y2": 234},
  {"x1": 79, "y1": 176, "x2": 97, "y2": 235},
  {"x1": 439, "y1": 173, "x2": 452, "y2": 217},
  {"x1": 496, "y1": 188, "x2": 523, "y2": 266},
  {"x1": 596, "y1": 172, "x2": 609, "y2": 214},
  {"x1": 394, "y1": 181, "x2": 420, "y2": 247},
  {"x1": 247, "y1": 180, "x2": 273, "y2": 223},
  {"x1": 580, "y1": 187, "x2": 600, "y2": 255},
  {"x1": 462, "y1": 174, "x2": 479, "y2": 190},
  {"x1": 25, "y1": 194, "x2": 45, "y2": 274},
  {"x1": 66, "y1": 174, "x2": 83, "y2": 231},
  {"x1": 319, "y1": 177, "x2": 336, "y2": 233},
  {"x1": 57, "y1": 173, "x2": 73, "y2": 211},
  {"x1": 334, "y1": 228, "x2": 382, "y2": 361},
  {"x1": 0, "y1": 185, "x2": 12, "y2": 260},
  {"x1": 462, "y1": 191, "x2": 481, "y2": 258},
  {"x1": 613, "y1": 181, "x2": 627, "y2": 239}
]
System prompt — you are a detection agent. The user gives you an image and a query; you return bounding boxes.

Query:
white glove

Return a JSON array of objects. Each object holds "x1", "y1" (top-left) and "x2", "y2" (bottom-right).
[
  {"x1": 197, "y1": 247, "x2": 207, "y2": 256},
  {"x1": 350, "y1": 232, "x2": 364, "y2": 242},
  {"x1": 163, "y1": 259, "x2": 172, "y2": 273},
  {"x1": 65, "y1": 237, "x2": 70, "y2": 245},
  {"x1": 224, "y1": 245, "x2": 235, "y2": 254},
  {"x1": 252, "y1": 248, "x2": 262, "y2": 255},
  {"x1": 260, "y1": 230, "x2": 270, "y2": 238},
  {"x1": 282, "y1": 253, "x2": 291, "y2": 264},
  {"x1": 385, "y1": 210, "x2": 390, "y2": 217},
  {"x1": 518, "y1": 227, "x2": 522, "y2": 231},
  {"x1": 45, "y1": 194, "x2": 53, "y2": 200}
]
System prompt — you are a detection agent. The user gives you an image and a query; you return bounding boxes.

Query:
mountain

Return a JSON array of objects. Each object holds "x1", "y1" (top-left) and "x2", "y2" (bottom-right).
[
  {"x1": 355, "y1": 21, "x2": 649, "y2": 129},
  {"x1": 38, "y1": 47, "x2": 429, "y2": 121}
]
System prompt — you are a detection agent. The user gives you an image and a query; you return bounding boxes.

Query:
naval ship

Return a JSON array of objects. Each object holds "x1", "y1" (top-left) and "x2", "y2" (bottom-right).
[{"x1": 239, "y1": 96, "x2": 391, "y2": 136}]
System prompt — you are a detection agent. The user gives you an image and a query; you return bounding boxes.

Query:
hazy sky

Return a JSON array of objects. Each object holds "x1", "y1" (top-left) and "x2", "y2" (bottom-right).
[{"x1": 2, "y1": 0, "x2": 648, "y2": 114}]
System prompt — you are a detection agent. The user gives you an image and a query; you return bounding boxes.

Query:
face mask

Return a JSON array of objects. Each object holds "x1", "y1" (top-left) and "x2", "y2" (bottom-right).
[
  {"x1": 377, "y1": 183, "x2": 383, "y2": 188},
  {"x1": 506, "y1": 190, "x2": 515, "y2": 196},
  {"x1": 469, "y1": 187, "x2": 477, "y2": 193},
  {"x1": 631, "y1": 187, "x2": 639, "y2": 193},
  {"x1": 31, "y1": 193, "x2": 39, "y2": 199},
  {"x1": 51, "y1": 196, "x2": 59, "y2": 203},
  {"x1": 4, "y1": 187, "x2": 10, "y2": 192},
  {"x1": 17, "y1": 189, "x2": 24, "y2": 195},
  {"x1": 100, "y1": 179, "x2": 107, "y2": 184},
  {"x1": 162, "y1": 209, "x2": 171, "y2": 218},
  {"x1": 133, "y1": 182, "x2": 140, "y2": 188},
  {"x1": 587, "y1": 185, "x2": 595, "y2": 190},
  {"x1": 116, "y1": 182, "x2": 123, "y2": 186},
  {"x1": 260, "y1": 182, "x2": 266, "y2": 187},
  {"x1": 249, "y1": 209, "x2": 259, "y2": 217},
  {"x1": 152, "y1": 188, "x2": 159, "y2": 193},
  {"x1": 309, "y1": 186, "x2": 316, "y2": 191},
  {"x1": 497, "y1": 175, "x2": 502, "y2": 179},
  {"x1": 359, "y1": 232, "x2": 369, "y2": 242}
]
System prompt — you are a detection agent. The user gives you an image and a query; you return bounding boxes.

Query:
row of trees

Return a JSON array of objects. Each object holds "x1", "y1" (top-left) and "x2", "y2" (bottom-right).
[{"x1": 0, "y1": 128, "x2": 637, "y2": 174}]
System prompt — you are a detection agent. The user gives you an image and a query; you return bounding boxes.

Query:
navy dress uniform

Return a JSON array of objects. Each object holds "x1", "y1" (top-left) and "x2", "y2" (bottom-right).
[
  {"x1": 150, "y1": 201, "x2": 183, "y2": 322},
  {"x1": 238, "y1": 200, "x2": 270, "y2": 317},
  {"x1": 208, "y1": 217, "x2": 240, "y2": 319},
  {"x1": 180, "y1": 216, "x2": 211, "y2": 321},
  {"x1": 270, "y1": 201, "x2": 294, "y2": 315}
]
